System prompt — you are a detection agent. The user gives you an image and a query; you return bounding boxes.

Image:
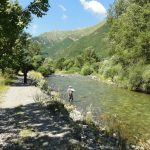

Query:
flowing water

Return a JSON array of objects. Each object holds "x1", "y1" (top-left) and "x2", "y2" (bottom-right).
[{"x1": 48, "y1": 74, "x2": 150, "y2": 140}]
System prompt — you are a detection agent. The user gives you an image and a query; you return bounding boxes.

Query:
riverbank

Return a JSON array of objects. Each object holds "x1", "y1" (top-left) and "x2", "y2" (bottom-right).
[{"x1": 0, "y1": 77, "x2": 120, "y2": 150}]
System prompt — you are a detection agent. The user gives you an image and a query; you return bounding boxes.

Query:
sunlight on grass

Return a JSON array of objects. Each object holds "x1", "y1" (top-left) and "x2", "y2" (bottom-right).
[
  {"x1": 0, "y1": 76, "x2": 9, "y2": 103},
  {"x1": 19, "y1": 129, "x2": 35, "y2": 138}
]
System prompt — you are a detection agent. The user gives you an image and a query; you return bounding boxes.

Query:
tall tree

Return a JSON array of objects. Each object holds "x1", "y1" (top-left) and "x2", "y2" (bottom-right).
[
  {"x1": 13, "y1": 33, "x2": 44, "y2": 83},
  {"x1": 108, "y1": 1, "x2": 150, "y2": 66},
  {"x1": 0, "y1": 0, "x2": 50, "y2": 71}
]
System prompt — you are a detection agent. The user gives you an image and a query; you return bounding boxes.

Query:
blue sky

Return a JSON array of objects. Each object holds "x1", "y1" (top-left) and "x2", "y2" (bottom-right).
[{"x1": 18, "y1": 0, "x2": 114, "y2": 36}]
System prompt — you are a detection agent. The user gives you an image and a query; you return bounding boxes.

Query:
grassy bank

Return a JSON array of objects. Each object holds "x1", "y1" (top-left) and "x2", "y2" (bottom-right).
[
  {"x1": 0, "y1": 76, "x2": 9, "y2": 102},
  {"x1": 0, "y1": 76, "x2": 9, "y2": 92}
]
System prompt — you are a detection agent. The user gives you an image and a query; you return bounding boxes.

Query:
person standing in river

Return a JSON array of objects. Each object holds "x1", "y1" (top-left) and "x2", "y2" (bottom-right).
[{"x1": 67, "y1": 86, "x2": 75, "y2": 102}]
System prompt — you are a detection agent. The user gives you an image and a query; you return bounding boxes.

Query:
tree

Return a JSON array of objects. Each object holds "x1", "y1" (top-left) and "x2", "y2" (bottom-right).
[
  {"x1": 0, "y1": 0, "x2": 50, "y2": 72},
  {"x1": 82, "y1": 47, "x2": 98, "y2": 64},
  {"x1": 54, "y1": 58, "x2": 66, "y2": 70},
  {"x1": 107, "y1": 0, "x2": 129, "y2": 25},
  {"x1": 107, "y1": 0, "x2": 150, "y2": 92},
  {"x1": 108, "y1": 2, "x2": 150, "y2": 66},
  {"x1": 13, "y1": 33, "x2": 44, "y2": 83},
  {"x1": 74, "y1": 55, "x2": 84, "y2": 68}
]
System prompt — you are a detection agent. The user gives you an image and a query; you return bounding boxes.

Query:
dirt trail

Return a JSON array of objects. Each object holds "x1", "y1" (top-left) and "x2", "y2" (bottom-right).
[
  {"x1": 0, "y1": 84, "x2": 41, "y2": 108},
  {"x1": 0, "y1": 80, "x2": 79, "y2": 149}
]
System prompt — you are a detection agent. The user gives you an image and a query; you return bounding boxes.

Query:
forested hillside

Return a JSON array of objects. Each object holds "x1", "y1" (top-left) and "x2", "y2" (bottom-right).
[{"x1": 34, "y1": 21, "x2": 108, "y2": 58}]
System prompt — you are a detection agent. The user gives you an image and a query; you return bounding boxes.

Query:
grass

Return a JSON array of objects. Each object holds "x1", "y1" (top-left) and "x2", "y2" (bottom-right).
[
  {"x1": 0, "y1": 76, "x2": 9, "y2": 102},
  {"x1": 19, "y1": 128, "x2": 35, "y2": 138}
]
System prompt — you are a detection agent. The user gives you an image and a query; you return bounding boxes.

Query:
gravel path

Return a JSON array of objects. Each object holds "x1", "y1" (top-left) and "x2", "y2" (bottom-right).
[
  {"x1": 0, "y1": 80, "x2": 80, "y2": 150},
  {"x1": 0, "y1": 85, "x2": 41, "y2": 108}
]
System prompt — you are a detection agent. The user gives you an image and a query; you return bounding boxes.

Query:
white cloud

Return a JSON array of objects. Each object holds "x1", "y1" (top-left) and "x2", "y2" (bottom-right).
[
  {"x1": 59, "y1": 4, "x2": 67, "y2": 12},
  {"x1": 61, "y1": 14, "x2": 68, "y2": 20},
  {"x1": 80, "y1": 0, "x2": 106, "y2": 15}
]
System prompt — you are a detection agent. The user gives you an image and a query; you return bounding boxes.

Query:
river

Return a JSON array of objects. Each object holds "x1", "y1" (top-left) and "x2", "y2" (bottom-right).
[{"x1": 48, "y1": 74, "x2": 150, "y2": 141}]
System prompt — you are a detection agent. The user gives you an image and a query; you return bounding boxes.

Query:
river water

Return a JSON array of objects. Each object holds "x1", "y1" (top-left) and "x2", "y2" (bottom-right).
[{"x1": 48, "y1": 74, "x2": 150, "y2": 140}]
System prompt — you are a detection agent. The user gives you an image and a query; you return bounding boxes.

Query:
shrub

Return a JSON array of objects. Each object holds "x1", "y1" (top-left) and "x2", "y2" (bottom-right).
[
  {"x1": 91, "y1": 62, "x2": 100, "y2": 73},
  {"x1": 37, "y1": 79, "x2": 49, "y2": 91},
  {"x1": 3, "y1": 68, "x2": 16, "y2": 79},
  {"x1": 67, "y1": 67, "x2": 80, "y2": 73},
  {"x1": 38, "y1": 65, "x2": 55, "y2": 76},
  {"x1": 128, "y1": 66, "x2": 143, "y2": 91},
  {"x1": 142, "y1": 65, "x2": 150, "y2": 93},
  {"x1": 81, "y1": 65, "x2": 93, "y2": 75},
  {"x1": 28, "y1": 70, "x2": 43, "y2": 85},
  {"x1": 85, "y1": 111, "x2": 93, "y2": 124}
]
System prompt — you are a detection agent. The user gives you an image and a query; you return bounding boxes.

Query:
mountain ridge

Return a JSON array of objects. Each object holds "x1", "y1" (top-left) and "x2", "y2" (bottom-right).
[{"x1": 34, "y1": 20, "x2": 109, "y2": 58}]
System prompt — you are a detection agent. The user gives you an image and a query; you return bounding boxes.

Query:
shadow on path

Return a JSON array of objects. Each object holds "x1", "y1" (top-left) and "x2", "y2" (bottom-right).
[{"x1": 0, "y1": 103, "x2": 81, "y2": 150}]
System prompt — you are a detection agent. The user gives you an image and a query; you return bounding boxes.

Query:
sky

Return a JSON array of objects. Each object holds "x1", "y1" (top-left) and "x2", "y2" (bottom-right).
[{"x1": 18, "y1": 0, "x2": 114, "y2": 36}]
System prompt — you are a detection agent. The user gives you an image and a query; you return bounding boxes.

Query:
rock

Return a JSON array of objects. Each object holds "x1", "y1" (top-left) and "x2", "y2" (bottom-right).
[
  {"x1": 69, "y1": 139, "x2": 79, "y2": 145},
  {"x1": 42, "y1": 142, "x2": 49, "y2": 146},
  {"x1": 147, "y1": 139, "x2": 150, "y2": 145},
  {"x1": 69, "y1": 109, "x2": 83, "y2": 121}
]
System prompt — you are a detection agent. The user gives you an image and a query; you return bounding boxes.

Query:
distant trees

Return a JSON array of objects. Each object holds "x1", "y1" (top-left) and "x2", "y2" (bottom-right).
[{"x1": 54, "y1": 48, "x2": 99, "y2": 75}]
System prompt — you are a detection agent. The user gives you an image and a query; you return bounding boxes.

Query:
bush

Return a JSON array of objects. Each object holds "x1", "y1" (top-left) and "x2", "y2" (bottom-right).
[
  {"x1": 28, "y1": 70, "x2": 43, "y2": 85},
  {"x1": 142, "y1": 65, "x2": 150, "y2": 93},
  {"x1": 81, "y1": 65, "x2": 93, "y2": 75},
  {"x1": 91, "y1": 62, "x2": 100, "y2": 73},
  {"x1": 128, "y1": 66, "x2": 143, "y2": 91},
  {"x1": 3, "y1": 68, "x2": 16, "y2": 79},
  {"x1": 37, "y1": 79, "x2": 49, "y2": 92},
  {"x1": 67, "y1": 67, "x2": 80, "y2": 73},
  {"x1": 38, "y1": 65, "x2": 55, "y2": 76}
]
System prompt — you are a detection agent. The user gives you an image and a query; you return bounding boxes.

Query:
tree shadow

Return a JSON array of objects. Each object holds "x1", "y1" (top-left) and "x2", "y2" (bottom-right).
[
  {"x1": 0, "y1": 101, "x2": 119, "y2": 150},
  {"x1": 0, "y1": 103, "x2": 82, "y2": 150},
  {"x1": 5, "y1": 76, "x2": 32, "y2": 87}
]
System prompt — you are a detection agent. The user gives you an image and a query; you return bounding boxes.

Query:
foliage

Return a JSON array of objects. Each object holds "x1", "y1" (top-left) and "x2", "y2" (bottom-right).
[
  {"x1": 0, "y1": 0, "x2": 50, "y2": 83},
  {"x1": 104, "y1": 0, "x2": 150, "y2": 93},
  {"x1": 37, "y1": 79, "x2": 49, "y2": 92},
  {"x1": 54, "y1": 58, "x2": 66, "y2": 70},
  {"x1": 54, "y1": 48, "x2": 99, "y2": 76},
  {"x1": 13, "y1": 33, "x2": 45, "y2": 83},
  {"x1": 81, "y1": 65, "x2": 93, "y2": 76},
  {"x1": 28, "y1": 70, "x2": 43, "y2": 85},
  {"x1": 2, "y1": 68, "x2": 16, "y2": 79},
  {"x1": 38, "y1": 58, "x2": 55, "y2": 76}
]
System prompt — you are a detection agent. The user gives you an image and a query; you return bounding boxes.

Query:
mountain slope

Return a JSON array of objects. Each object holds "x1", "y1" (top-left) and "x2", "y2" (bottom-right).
[
  {"x1": 34, "y1": 21, "x2": 109, "y2": 58},
  {"x1": 57, "y1": 23, "x2": 109, "y2": 58}
]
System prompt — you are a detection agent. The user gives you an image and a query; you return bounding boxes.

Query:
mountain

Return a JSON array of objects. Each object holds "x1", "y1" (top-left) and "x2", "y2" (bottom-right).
[{"x1": 34, "y1": 21, "x2": 109, "y2": 58}]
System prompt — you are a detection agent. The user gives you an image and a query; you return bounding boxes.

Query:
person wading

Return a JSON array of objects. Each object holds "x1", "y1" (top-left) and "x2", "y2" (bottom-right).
[{"x1": 67, "y1": 86, "x2": 75, "y2": 102}]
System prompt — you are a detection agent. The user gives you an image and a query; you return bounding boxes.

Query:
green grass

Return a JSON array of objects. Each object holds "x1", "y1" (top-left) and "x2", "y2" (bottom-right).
[
  {"x1": 19, "y1": 128, "x2": 35, "y2": 138},
  {"x1": 0, "y1": 76, "x2": 9, "y2": 102},
  {"x1": 0, "y1": 76, "x2": 7, "y2": 91}
]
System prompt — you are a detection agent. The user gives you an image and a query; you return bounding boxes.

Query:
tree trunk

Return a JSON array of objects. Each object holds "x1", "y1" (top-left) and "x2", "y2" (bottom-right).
[{"x1": 23, "y1": 69, "x2": 27, "y2": 84}]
